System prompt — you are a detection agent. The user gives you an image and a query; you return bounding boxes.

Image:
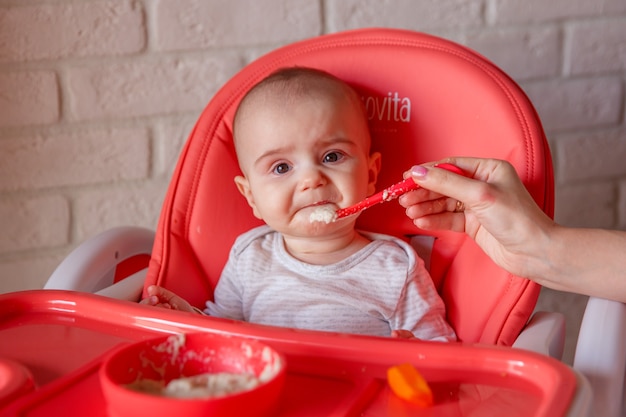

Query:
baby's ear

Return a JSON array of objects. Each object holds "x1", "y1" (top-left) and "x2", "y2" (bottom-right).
[
  {"x1": 234, "y1": 176, "x2": 263, "y2": 219},
  {"x1": 367, "y1": 151, "x2": 382, "y2": 195}
]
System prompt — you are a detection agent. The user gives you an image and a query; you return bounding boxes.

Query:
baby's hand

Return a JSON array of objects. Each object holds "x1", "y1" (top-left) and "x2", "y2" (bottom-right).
[
  {"x1": 140, "y1": 285, "x2": 196, "y2": 313},
  {"x1": 391, "y1": 330, "x2": 417, "y2": 339}
]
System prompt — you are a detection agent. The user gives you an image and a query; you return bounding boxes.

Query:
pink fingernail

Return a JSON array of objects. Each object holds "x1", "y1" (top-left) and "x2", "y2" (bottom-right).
[{"x1": 411, "y1": 165, "x2": 428, "y2": 177}]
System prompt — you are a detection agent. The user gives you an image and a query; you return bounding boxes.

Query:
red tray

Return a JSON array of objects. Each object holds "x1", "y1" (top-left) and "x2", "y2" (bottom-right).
[{"x1": 1, "y1": 290, "x2": 579, "y2": 416}]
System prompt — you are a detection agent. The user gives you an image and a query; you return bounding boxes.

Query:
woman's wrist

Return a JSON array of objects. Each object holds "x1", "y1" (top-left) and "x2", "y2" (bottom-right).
[{"x1": 526, "y1": 223, "x2": 564, "y2": 284}]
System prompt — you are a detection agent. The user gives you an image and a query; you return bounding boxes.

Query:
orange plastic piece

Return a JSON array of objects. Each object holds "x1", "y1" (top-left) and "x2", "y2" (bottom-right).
[{"x1": 387, "y1": 363, "x2": 433, "y2": 407}]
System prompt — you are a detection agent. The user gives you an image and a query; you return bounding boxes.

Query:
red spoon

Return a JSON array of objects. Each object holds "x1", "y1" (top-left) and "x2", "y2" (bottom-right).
[{"x1": 335, "y1": 163, "x2": 464, "y2": 219}]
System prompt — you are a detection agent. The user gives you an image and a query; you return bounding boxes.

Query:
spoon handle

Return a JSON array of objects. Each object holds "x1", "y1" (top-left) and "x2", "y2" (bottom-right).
[{"x1": 335, "y1": 163, "x2": 464, "y2": 219}]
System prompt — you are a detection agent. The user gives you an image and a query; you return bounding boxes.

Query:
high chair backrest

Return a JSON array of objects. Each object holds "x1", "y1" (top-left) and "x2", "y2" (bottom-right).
[{"x1": 145, "y1": 28, "x2": 554, "y2": 346}]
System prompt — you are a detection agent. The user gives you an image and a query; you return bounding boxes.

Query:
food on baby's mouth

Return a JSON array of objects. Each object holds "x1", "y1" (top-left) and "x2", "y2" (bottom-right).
[
  {"x1": 128, "y1": 372, "x2": 261, "y2": 398},
  {"x1": 309, "y1": 205, "x2": 337, "y2": 223}
]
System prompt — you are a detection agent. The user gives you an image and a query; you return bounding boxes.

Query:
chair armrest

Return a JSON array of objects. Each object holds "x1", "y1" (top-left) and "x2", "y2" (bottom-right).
[
  {"x1": 565, "y1": 368, "x2": 593, "y2": 417},
  {"x1": 512, "y1": 311, "x2": 565, "y2": 359},
  {"x1": 573, "y1": 297, "x2": 626, "y2": 417},
  {"x1": 44, "y1": 226, "x2": 155, "y2": 295},
  {"x1": 94, "y1": 269, "x2": 146, "y2": 301}
]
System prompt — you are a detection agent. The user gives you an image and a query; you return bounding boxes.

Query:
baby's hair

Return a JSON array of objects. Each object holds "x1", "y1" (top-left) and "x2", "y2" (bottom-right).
[
  {"x1": 255, "y1": 66, "x2": 340, "y2": 86},
  {"x1": 233, "y1": 67, "x2": 366, "y2": 141},
  {"x1": 240, "y1": 66, "x2": 359, "y2": 103}
]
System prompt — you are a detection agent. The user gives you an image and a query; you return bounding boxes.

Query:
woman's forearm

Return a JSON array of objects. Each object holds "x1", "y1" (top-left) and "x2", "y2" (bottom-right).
[{"x1": 532, "y1": 226, "x2": 626, "y2": 302}]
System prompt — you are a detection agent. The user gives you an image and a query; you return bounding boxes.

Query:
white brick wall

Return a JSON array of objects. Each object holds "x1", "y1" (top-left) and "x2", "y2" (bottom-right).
[
  {"x1": 0, "y1": 2, "x2": 145, "y2": 61},
  {"x1": 0, "y1": 0, "x2": 625, "y2": 366},
  {"x1": 66, "y1": 55, "x2": 244, "y2": 120},
  {"x1": 0, "y1": 128, "x2": 150, "y2": 190},
  {"x1": 153, "y1": 0, "x2": 322, "y2": 49},
  {"x1": 0, "y1": 71, "x2": 59, "y2": 126},
  {"x1": 326, "y1": 0, "x2": 485, "y2": 30}
]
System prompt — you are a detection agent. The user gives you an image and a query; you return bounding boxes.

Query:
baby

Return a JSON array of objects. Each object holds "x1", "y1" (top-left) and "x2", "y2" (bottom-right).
[{"x1": 142, "y1": 67, "x2": 456, "y2": 342}]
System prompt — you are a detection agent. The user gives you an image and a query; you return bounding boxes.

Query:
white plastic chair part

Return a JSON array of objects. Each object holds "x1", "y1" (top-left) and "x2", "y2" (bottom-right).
[
  {"x1": 410, "y1": 235, "x2": 436, "y2": 272},
  {"x1": 565, "y1": 368, "x2": 593, "y2": 417},
  {"x1": 512, "y1": 311, "x2": 566, "y2": 359},
  {"x1": 44, "y1": 226, "x2": 155, "y2": 298},
  {"x1": 94, "y1": 269, "x2": 146, "y2": 301},
  {"x1": 573, "y1": 297, "x2": 626, "y2": 417}
]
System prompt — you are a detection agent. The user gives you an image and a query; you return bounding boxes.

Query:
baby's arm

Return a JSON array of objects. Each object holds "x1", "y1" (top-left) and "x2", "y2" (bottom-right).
[
  {"x1": 140, "y1": 285, "x2": 198, "y2": 314},
  {"x1": 394, "y1": 254, "x2": 457, "y2": 342}
]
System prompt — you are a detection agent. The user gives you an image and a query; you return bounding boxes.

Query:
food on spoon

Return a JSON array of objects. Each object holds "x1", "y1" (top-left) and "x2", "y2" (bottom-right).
[
  {"x1": 309, "y1": 205, "x2": 338, "y2": 223},
  {"x1": 387, "y1": 363, "x2": 433, "y2": 407}
]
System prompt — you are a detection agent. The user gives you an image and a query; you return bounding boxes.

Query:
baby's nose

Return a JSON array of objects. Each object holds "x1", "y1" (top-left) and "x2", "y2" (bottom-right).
[{"x1": 299, "y1": 167, "x2": 327, "y2": 190}]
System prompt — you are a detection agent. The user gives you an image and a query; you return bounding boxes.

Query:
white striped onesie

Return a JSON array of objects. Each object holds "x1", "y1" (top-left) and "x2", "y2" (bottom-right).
[{"x1": 205, "y1": 225, "x2": 456, "y2": 342}]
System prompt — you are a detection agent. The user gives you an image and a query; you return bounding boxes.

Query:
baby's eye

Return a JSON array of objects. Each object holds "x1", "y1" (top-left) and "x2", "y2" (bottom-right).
[
  {"x1": 272, "y1": 162, "x2": 291, "y2": 175},
  {"x1": 323, "y1": 151, "x2": 344, "y2": 164}
]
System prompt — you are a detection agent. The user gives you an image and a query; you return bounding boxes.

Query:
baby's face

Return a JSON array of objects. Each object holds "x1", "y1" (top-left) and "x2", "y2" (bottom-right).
[{"x1": 234, "y1": 90, "x2": 380, "y2": 238}]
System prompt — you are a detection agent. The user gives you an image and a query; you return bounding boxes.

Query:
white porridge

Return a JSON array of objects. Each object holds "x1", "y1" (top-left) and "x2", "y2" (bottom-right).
[{"x1": 309, "y1": 206, "x2": 337, "y2": 223}]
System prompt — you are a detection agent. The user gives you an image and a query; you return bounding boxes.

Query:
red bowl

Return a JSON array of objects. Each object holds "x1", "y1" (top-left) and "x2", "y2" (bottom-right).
[
  {"x1": 100, "y1": 333, "x2": 286, "y2": 417},
  {"x1": 0, "y1": 358, "x2": 35, "y2": 408}
]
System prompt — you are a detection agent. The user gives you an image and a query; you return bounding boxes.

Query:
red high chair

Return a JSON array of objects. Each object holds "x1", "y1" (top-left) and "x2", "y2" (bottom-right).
[
  {"x1": 41, "y1": 28, "x2": 622, "y2": 416},
  {"x1": 49, "y1": 28, "x2": 556, "y2": 347},
  {"x1": 144, "y1": 30, "x2": 551, "y2": 348}
]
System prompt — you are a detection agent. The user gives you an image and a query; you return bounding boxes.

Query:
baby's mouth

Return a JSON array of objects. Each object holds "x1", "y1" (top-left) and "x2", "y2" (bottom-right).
[
  {"x1": 311, "y1": 200, "x2": 333, "y2": 207},
  {"x1": 306, "y1": 203, "x2": 339, "y2": 224},
  {"x1": 304, "y1": 201, "x2": 339, "y2": 212}
]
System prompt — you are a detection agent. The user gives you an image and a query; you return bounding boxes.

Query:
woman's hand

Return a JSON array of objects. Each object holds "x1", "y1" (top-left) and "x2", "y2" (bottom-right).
[
  {"x1": 399, "y1": 157, "x2": 556, "y2": 280},
  {"x1": 399, "y1": 156, "x2": 626, "y2": 302}
]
